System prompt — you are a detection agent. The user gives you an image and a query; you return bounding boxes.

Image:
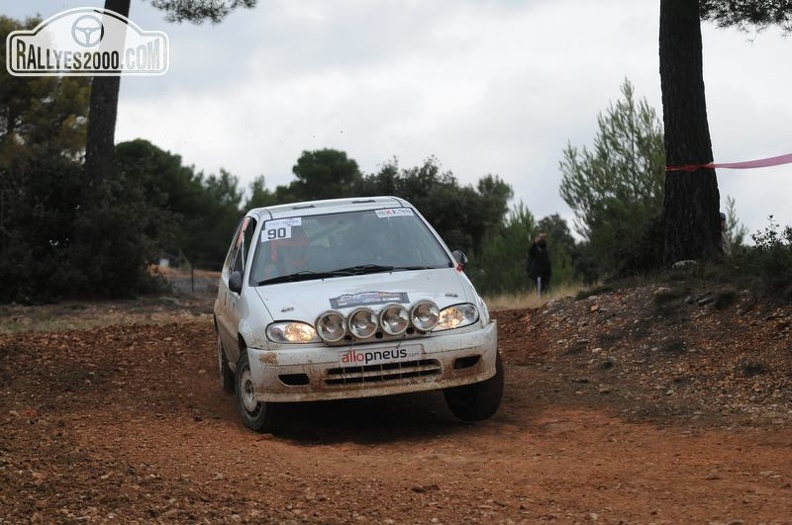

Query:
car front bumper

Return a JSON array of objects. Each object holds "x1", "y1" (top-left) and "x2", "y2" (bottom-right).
[{"x1": 246, "y1": 320, "x2": 498, "y2": 402}]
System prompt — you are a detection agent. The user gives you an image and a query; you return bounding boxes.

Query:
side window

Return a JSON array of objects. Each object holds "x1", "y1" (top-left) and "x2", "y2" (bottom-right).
[
  {"x1": 227, "y1": 217, "x2": 257, "y2": 275},
  {"x1": 223, "y1": 218, "x2": 246, "y2": 273},
  {"x1": 240, "y1": 218, "x2": 257, "y2": 272}
]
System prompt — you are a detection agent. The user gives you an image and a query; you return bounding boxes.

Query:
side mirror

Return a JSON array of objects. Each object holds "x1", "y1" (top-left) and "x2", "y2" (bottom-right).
[
  {"x1": 228, "y1": 271, "x2": 243, "y2": 294},
  {"x1": 452, "y1": 250, "x2": 468, "y2": 271}
]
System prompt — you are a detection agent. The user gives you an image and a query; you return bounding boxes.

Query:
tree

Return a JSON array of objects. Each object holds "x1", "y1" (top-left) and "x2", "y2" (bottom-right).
[
  {"x1": 84, "y1": 0, "x2": 257, "y2": 190},
  {"x1": 559, "y1": 79, "x2": 665, "y2": 277},
  {"x1": 112, "y1": 138, "x2": 198, "y2": 258},
  {"x1": 469, "y1": 203, "x2": 536, "y2": 295},
  {"x1": 194, "y1": 169, "x2": 245, "y2": 268},
  {"x1": 535, "y1": 214, "x2": 577, "y2": 287},
  {"x1": 0, "y1": 156, "x2": 86, "y2": 302},
  {"x1": 723, "y1": 195, "x2": 748, "y2": 250},
  {"x1": 113, "y1": 140, "x2": 244, "y2": 270},
  {"x1": 659, "y1": 1, "x2": 792, "y2": 264},
  {"x1": 1, "y1": 16, "x2": 91, "y2": 302},
  {"x1": 700, "y1": 1, "x2": 792, "y2": 32},
  {"x1": 83, "y1": 0, "x2": 130, "y2": 193},
  {"x1": 151, "y1": 0, "x2": 257, "y2": 23},
  {"x1": 477, "y1": 174, "x2": 513, "y2": 226},
  {"x1": 244, "y1": 176, "x2": 279, "y2": 209},
  {"x1": 78, "y1": 0, "x2": 258, "y2": 295},
  {"x1": 659, "y1": 0, "x2": 720, "y2": 264},
  {"x1": 289, "y1": 149, "x2": 363, "y2": 201},
  {"x1": 1, "y1": 17, "x2": 90, "y2": 163},
  {"x1": 359, "y1": 156, "x2": 400, "y2": 196},
  {"x1": 360, "y1": 157, "x2": 513, "y2": 257}
]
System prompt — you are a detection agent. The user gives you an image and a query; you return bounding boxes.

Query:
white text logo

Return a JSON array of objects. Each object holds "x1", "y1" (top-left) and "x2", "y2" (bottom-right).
[{"x1": 6, "y1": 8, "x2": 169, "y2": 76}]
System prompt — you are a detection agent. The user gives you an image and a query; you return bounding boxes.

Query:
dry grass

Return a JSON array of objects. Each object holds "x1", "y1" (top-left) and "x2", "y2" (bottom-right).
[
  {"x1": 484, "y1": 283, "x2": 585, "y2": 311},
  {"x1": 0, "y1": 297, "x2": 213, "y2": 335}
]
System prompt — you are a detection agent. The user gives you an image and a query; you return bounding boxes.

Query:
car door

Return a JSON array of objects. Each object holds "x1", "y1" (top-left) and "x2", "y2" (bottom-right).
[{"x1": 216, "y1": 216, "x2": 256, "y2": 364}]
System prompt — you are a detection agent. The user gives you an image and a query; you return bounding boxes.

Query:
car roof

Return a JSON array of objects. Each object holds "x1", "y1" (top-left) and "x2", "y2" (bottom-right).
[{"x1": 245, "y1": 196, "x2": 412, "y2": 221}]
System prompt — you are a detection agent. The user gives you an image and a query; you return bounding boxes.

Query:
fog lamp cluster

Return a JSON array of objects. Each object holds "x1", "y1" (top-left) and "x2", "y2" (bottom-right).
[
  {"x1": 316, "y1": 301, "x2": 478, "y2": 343},
  {"x1": 267, "y1": 301, "x2": 479, "y2": 344}
]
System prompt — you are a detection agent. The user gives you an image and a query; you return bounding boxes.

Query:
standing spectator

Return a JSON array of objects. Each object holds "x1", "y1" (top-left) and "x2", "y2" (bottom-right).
[{"x1": 527, "y1": 232, "x2": 552, "y2": 295}]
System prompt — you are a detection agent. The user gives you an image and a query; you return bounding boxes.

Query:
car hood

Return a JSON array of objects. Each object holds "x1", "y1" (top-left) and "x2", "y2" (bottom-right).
[{"x1": 253, "y1": 268, "x2": 477, "y2": 322}]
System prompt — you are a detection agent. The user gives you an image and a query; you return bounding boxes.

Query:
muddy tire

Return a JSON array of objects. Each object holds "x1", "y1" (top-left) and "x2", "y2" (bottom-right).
[
  {"x1": 443, "y1": 352, "x2": 504, "y2": 421},
  {"x1": 235, "y1": 351, "x2": 278, "y2": 432}
]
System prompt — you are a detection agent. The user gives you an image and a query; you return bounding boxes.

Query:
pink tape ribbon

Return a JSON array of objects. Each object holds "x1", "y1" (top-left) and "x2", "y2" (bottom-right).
[{"x1": 666, "y1": 152, "x2": 792, "y2": 172}]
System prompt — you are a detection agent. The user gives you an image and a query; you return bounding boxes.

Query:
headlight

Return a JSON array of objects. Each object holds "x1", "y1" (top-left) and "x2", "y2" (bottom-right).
[
  {"x1": 266, "y1": 321, "x2": 319, "y2": 343},
  {"x1": 316, "y1": 311, "x2": 346, "y2": 343},
  {"x1": 436, "y1": 303, "x2": 479, "y2": 331},
  {"x1": 348, "y1": 308, "x2": 378, "y2": 338},
  {"x1": 379, "y1": 304, "x2": 409, "y2": 335},
  {"x1": 410, "y1": 300, "x2": 439, "y2": 332}
]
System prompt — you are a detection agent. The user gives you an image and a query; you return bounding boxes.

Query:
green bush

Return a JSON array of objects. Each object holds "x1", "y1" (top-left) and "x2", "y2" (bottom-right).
[{"x1": 734, "y1": 216, "x2": 792, "y2": 299}]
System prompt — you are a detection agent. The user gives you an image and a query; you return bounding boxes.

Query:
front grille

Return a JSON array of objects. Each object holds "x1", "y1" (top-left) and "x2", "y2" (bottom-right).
[{"x1": 325, "y1": 359, "x2": 441, "y2": 385}]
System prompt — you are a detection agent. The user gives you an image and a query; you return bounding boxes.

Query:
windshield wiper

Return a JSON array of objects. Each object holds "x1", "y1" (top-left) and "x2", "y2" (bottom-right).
[
  {"x1": 256, "y1": 264, "x2": 437, "y2": 285},
  {"x1": 330, "y1": 264, "x2": 396, "y2": 275},
  {"x1": 331, "y1": 264, "x2": 444, "y2": 274},
  {"x1": 256, "y1": 270, "x2": 344, "y2": 285}
]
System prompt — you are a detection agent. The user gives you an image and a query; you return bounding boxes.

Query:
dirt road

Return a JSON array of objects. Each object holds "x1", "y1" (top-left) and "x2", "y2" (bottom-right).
[{"x1": 2, "y1": 284, "x2": 792, "y2": 523}]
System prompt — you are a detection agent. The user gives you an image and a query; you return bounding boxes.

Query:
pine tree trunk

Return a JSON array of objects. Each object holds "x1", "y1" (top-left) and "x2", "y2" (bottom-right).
[
  {"x1": 659, "y1": 0, "x2": 722, "y2": 263},
  {"x1": 83, "y1": 0, "x2": 131, "y2": 197}
]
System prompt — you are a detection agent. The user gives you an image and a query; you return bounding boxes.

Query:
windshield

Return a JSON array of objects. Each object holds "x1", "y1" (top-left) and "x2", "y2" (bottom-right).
[{"x1": 250, "y1": 207, "x2": 453, "y2": 284}]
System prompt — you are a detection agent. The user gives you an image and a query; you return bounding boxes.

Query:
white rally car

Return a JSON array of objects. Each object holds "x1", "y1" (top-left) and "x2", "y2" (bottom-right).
[{"x1": 214, "y1": 196, "x2": 503, "y2": 432}]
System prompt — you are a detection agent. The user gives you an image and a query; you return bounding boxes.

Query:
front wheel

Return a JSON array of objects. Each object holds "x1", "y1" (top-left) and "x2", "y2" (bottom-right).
[
  {"x1": 443, "y1": 352, "x2": 504, "y2": 421},
  {"x1": 235, "y1": 351, "x2": 278, "y2": 432}
]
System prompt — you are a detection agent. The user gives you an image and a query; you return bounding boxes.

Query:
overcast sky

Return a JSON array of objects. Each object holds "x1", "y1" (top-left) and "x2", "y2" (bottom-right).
[{"x1": 8, "y1": 1, "x2": 792, "y2": 241}]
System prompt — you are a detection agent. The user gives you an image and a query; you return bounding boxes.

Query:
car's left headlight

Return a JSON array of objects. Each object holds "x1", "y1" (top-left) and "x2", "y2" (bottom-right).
[
  {"x1": 435, "y1": 303, "x2": 479, "y2": 331},
  {"x1": 266, "y1": 321, "x2": 320, "y2": 343}
]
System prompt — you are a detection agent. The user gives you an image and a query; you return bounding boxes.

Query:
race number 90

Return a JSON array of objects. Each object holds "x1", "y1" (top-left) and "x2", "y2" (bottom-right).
[
  {"x1": 265, "y1": 227, "x2": 289, "y2": 241},
  {"x1": 261, "y1": 218, "x2": 301, "y2": 243}
]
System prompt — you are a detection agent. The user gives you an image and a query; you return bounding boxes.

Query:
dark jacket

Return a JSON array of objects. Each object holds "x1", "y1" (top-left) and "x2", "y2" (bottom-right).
[{"x1": 527, "y1": 240, "x2": 551, "y2": 280}]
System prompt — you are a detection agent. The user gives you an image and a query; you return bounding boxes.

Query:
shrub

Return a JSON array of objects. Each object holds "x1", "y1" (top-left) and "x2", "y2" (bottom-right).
[{"x1": 735, "y1": 216, "x2": 792, "y2": 299}]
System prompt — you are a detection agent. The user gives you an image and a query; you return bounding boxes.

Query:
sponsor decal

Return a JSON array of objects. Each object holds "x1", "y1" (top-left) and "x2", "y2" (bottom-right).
[
  {"x1": 339, "y1": 346, "x2": 422, "y2": 366},
  {"x1": 330, "y1": 291, "x2": 409, "y2": 309},
  {"x1": 6, "y1": 7, "x2": 168, "y2": 76},
  {"x1": 375, "y1": 208, "x2": 414, "y2": 218}
]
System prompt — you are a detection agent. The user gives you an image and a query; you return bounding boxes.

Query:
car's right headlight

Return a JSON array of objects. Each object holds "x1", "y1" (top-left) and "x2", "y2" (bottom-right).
[
  {"x1": 435, "y1": 303, "x2": 479, "y2": 331},
  {"x1": 266, "y1": 321, "x2": 320, "y2": 343}
]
